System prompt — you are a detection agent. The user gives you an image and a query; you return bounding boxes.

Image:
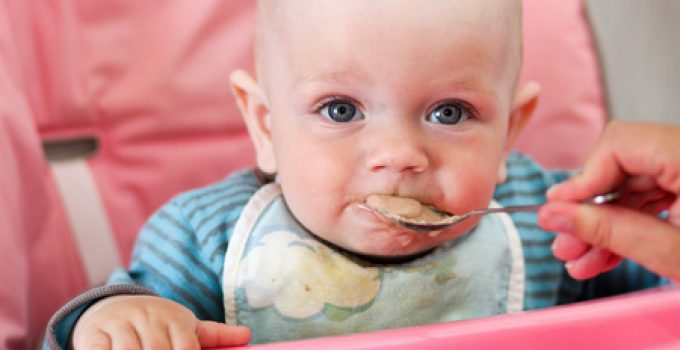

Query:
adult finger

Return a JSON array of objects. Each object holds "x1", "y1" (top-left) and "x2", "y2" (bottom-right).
[
  {"x1": 538, "y1": 202, "x2": 680, "y2": 281},
  {"x1": 547, "y1": 123, "x2": 632, "y2": 202},
  {"x1": 564, "y1": 246, "x2": 621, "y2": 280},
  {"x1": 197, "y1": 321, "x2": 251, "y2": 347},
  {"x1": 552, "y1": 233, "x2": 590, "y2": 261},
  {"x1": 621, "y1": 188, "x2": 673, "y2": 212},
  {"x1": 548, "y1": 122, "x2": 680, "y2": 202},
  {"x1": 552, "y1": 233, "x2": 622, "y2": 280}
]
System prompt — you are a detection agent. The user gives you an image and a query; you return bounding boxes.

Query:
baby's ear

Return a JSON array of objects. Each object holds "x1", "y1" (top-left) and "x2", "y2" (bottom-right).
[
  {"x1": 230, "y1": 70, "x2": 277, "y2": 173},
  {"x1": 497, "y1": 81, "x2": 541, "y2": 183}
]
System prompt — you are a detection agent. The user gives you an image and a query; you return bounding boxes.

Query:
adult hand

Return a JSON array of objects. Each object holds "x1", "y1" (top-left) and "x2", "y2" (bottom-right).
[{"x1": 537, "y1": 121, "x2": 680, "y2": 281}]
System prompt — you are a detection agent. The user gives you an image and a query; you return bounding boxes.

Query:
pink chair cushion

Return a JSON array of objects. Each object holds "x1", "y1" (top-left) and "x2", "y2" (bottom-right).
[
  {"x1": 516, "y1": 0, "x2": 607, "y2": 169},
  {"x1": 0, "y1": 0, "x2": 606, "y2": 347},
  {"x1": 2, "y1": 1, "x2": 258, "y2": 347},
  {"x1": 32, "y1": 0, "x2": 257, "y2": 262},
  {"x1": 1, "y1": 4, "x2": 74, "y2": 348},
  {"x1": 0, "y1": 62, "x2": 38, "y2": 350}
]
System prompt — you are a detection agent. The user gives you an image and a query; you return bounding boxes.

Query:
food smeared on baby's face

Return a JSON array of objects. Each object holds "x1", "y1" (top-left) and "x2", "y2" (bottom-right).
[
  {"x1": 366, "y1": 195, "x2": 447, "y2": 223},
  {"x1": 250, "y1": 0, "x2": 524, "y2": 255}
]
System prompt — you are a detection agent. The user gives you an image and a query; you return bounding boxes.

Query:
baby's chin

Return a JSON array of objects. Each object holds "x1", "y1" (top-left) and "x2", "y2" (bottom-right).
[
  {"x1": 298, "y1": 202, "x2": 477, "y2": 260},
  {"x1": 321, "y1": 229, "x2": 457, "y2": 260},
  {"x1": 327, "y1": 214, "x2": 484, "y2": 259}
]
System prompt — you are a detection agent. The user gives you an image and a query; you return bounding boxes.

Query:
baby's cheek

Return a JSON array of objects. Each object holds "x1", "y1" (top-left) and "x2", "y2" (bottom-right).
[
  {"x1": 281, "y1": 183, "x2": 337, "y2": 234},
  {"x1": 443, "y1": 172, "x2": 497, "y2": 213}
]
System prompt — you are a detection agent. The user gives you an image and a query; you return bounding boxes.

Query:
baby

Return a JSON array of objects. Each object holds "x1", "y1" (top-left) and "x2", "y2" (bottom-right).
[{"x1": 45, "y1": 0, "x2": 666, "y2": 349}]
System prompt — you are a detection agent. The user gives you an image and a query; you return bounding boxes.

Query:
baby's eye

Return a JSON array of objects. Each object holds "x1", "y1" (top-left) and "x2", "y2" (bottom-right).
[
  {"x1": 426, "y1": 102, "x2": 470, "y2": 125},
  {"x1": 320, "y1": 100, "x2": 365, "y2": 123}
]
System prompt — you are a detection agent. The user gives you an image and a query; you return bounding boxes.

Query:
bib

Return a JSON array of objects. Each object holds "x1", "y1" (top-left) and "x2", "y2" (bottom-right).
[{"x1": 223, "y1": 184, "x2": 524, "y2": 344}]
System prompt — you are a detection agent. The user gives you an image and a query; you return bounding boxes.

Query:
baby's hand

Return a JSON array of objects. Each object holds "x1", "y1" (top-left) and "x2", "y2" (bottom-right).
[{"x1": 72, "y1": 295, "x2": 251, "y2": 350}]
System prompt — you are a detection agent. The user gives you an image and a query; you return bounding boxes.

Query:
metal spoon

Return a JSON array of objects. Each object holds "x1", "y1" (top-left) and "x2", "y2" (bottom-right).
[{"x1": 375, "y1": 192, "x2": 620, "y2": 233}]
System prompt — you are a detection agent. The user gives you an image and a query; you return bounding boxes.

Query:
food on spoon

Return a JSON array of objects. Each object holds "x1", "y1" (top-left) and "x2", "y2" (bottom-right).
[
  {"x1": 366, "y1": 195, "x2": 421, "y2": 218},
  {"x1": 366, "y1": 194, "x2": 449, "y2": 223}
]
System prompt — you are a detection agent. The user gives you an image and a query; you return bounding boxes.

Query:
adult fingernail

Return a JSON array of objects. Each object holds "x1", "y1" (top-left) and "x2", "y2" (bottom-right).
[
  {"x1": 551, "y1": 236, "x2": 561, "y2": 252},
  {"x1": 546, "y1": 185, "x2": 558, "y2": 198},
  {"x1": 545, "y1": 215, "x2": 574, "y2": 233},
  {"x1": 539, "y1": 203, "x2": 577, "y2": 232}
]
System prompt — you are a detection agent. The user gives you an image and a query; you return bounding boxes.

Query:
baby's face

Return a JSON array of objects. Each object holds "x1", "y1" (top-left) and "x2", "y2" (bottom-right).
[{"x1": 243, "y1": 0, "x2": 528, "y2": 257}]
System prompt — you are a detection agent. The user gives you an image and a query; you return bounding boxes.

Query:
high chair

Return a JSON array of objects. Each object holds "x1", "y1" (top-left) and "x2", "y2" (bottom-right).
[{"x1": 1, "y1": 0, "x2": 678, "y2": 349}]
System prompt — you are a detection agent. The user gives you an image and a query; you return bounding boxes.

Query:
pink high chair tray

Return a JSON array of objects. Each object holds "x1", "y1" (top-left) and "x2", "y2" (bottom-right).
[{"x1": 218, "y1": 287, "x2": 680, "y2": 349}]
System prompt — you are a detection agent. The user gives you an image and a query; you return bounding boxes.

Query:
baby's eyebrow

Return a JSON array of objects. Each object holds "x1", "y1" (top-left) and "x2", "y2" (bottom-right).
[
  {"x1": 295, "y1": 71, "x2": 490, "y2": 91},
  {"x1": 294, "y1": 68, "x2": 371, "y2": 88},
  {"x1": 419, "y1": 78, "x2": 501, "y2": 106},
  {"x1": 292, "y1": 68, "x2": 501, "y2": 108}
]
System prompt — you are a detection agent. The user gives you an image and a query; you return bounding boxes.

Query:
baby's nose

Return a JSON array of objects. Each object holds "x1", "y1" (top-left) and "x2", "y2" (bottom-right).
[{"x1": 365, "y1": 127, "x2": 429, "y2": 174}]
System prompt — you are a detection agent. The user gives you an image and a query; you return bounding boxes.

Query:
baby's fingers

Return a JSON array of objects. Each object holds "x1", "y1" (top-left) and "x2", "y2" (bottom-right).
[
  {"x1": 168, "y1": 322, "x2": 200, "y2": 350},
  {"x1": 73, "y1": 323, "x2": 142, "y2": 350},
  {"x1": 72, "y1": 329, "x2": 112, "y2": 350},
  {"x1": 135, "y1": 321, "x2": 173, "y2": 350},
  {"x1": 197, "y1": 321, "x2": 251, "y2": 348},
  {"x1": 108, "y1": 323, "x2": 142, "y2": 350}
]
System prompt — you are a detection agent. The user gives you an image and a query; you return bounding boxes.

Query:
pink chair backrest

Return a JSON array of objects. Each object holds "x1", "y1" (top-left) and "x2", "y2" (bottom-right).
[{"x1": 517, "y1": 0, "x2": 606, "y2": 169}]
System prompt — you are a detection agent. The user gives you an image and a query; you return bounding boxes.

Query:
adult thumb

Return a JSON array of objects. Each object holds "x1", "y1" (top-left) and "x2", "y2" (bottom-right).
[
  {"x1": 196, "y1": 321, "x2": 251, "y2": 348},
  {"x1": 539, "y1": 202, "x2": 680, "y2": 281}
]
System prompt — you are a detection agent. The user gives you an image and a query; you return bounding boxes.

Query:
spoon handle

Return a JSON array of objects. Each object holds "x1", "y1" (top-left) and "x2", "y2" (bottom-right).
[
  {"x1": 392, "y1": 192, "x2": 621, "y2": 233},
  {"x1": 466, "y1": 204, "x2": 542, "y2": 218},
  {"x1": 469, "y1": 192, "x2": 621, "y2": 218}
]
